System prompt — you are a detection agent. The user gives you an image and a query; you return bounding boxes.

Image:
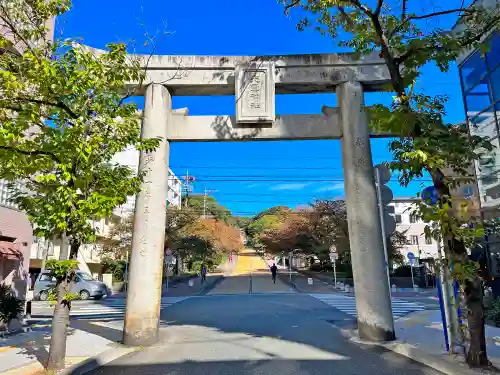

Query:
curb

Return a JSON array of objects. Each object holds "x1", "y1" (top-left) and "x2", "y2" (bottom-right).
[
  {"x1": 338, "y1": 328, "x2": 481, "y2": 375},
  {"x1": 59, "y1": 345, "x2": 139, "y2": 375},
  {"x1": 198, "y1": 275, "x2": 224, "y2": 295}
]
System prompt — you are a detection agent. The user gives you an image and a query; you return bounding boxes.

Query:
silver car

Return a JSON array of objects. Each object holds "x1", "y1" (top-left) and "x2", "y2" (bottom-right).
[{"x1": 34, "y1": 271, "x2": 109, "y2": 300}]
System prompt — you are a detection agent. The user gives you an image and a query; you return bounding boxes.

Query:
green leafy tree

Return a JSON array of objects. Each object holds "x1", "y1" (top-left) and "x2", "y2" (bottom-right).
[
  {"x1": 246, "y1": 214, "x2": 283, "y2": 251},
  {"x1": 185, "y1": 195, "x2": 237, "y2": 226},
  {"x1": 281, "y1": 0, "x2": 500, "y2": 366},
  {"x1": 100, "y1": 214, "x2": 133, "y2": 261},
  {"x1": 0, "y1": 1, "x2": 159, "y2": 370}
]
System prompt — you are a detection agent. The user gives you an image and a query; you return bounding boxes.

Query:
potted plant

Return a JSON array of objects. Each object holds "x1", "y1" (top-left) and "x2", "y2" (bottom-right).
[{"x1": 0, "y1": 283, "x2": 24, "y2": 333}]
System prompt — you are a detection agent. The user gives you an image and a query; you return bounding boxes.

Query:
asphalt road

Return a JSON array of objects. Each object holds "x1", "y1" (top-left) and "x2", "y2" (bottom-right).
[
  {"x1": 286, "y1": 271, "x2": 440, "y2": 310},
  {"x1": 82, "y1": 251, "x2": 443, "y2": 375},
  {"x1": 87, "y1": 293, "x2": 443, "y2": 375}
]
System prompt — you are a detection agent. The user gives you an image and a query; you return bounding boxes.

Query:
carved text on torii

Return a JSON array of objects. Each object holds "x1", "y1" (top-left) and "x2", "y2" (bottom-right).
[
  {"x1": 235, "y1": 62, "x2": 275, "y2": 123},
  {"x1": 241, "y1": 71, "x2": 266, "y2": 116},
  {"x1": 247, "y1": 73, "x2": 263, "y2": 109}
]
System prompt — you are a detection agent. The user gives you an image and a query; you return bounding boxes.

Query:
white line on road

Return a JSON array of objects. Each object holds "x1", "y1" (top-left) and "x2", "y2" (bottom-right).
[{"x1": 308, "y1": 293, "x2": 427, "y2": 319}]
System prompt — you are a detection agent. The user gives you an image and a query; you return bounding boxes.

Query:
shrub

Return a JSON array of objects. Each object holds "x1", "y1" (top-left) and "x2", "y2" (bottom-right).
[
  {"x1": 488, "y1": 297, "x2": 500, "y2": 326},
  {"x1": 0, "y1": 284, "x2": 24, "y2": 330}
]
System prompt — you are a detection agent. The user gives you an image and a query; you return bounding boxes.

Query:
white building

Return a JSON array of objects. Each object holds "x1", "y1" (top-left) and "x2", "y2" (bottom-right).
[
  {"x1": 388, "y1": 197, "x2": 440, "y2": 263},
  {"x1": 112, "y1": 147, "x2": 182, "y2": 218}
]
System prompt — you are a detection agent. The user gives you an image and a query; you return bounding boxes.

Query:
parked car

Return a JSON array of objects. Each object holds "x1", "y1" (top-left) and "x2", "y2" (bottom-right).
[{"x1": 34, "y1": 271, "x2": 109, "y2": 301}]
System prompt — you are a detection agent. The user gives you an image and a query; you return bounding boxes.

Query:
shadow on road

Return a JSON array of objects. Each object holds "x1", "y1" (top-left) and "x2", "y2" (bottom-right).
[{"x1": 79, "y1": 293, "x2": 440, "y2": 375}]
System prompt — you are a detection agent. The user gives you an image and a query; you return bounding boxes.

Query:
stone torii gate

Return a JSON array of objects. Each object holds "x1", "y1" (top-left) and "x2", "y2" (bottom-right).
[{"x1": 91, "y1": 48, "x2": 397, "y2": 346}]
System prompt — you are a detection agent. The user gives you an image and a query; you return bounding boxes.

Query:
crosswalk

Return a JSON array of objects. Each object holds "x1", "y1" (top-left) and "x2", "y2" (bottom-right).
[
  {"x1": 32, "y1": 297, "x2": 190, "y2": 320},
  {"x1": 308, "y1": 293, "x2": 426, "y2": 319}
]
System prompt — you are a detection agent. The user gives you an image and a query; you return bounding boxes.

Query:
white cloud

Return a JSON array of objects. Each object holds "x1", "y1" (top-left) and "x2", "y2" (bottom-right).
[
  {"x1": 271, "y1": 183, "x2": 310, "y2": 191},
  {"x1": 247, "y1": 183, "x2": 259, "y2": 188},
  {"x1": 315, "y1": 183, "x2": 345, "y2": 192}
]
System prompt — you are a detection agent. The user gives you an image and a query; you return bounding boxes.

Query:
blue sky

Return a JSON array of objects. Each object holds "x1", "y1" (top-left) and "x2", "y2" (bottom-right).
[{"x1": 58, "y1": 0, "x2": 468, "y2": 217}]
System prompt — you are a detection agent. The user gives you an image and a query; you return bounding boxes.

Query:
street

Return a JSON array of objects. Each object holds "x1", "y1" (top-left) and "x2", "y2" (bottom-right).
[{"x1": 73, "y1": 251, "x2": 444, "y2": 375}]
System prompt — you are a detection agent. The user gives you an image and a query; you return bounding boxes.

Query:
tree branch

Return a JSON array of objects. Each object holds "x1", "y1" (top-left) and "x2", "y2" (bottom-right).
[
  {"x1": 394, "y1": 14, "x2": 500, "y2": 65},
  {"x1": 13, "y1": 97, "x2": 79, "y2": 119},
  {"x1": 0, "y1": 145, "x2": 60, "y2": 163},
  {"x1": 284, "y1": 0, "x2": 301, "y2": 16},
  {"x1": 402, "y1": 0, "x2": 407, "y2": 21},
  {"x1": 374, "y1": 0, "x2": 384, "y2": 16},
  {"x1": 390, "y1": 8, "x2": 475, "y2": 39}
]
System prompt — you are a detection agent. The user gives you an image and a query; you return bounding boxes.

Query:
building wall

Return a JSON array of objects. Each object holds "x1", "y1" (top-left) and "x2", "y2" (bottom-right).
[
  {"x1": 112, "y1": 147, "x2": 182, "y2": 218},
  {"x1": 457, "y1": 30, "x2": 500, "y2": 209},
  {"x1": 388, "y1": 198, "x2": 440, "y2": 262},
  {"x1": 0, "y1": 206, "x2": 33, "y2": 298}
]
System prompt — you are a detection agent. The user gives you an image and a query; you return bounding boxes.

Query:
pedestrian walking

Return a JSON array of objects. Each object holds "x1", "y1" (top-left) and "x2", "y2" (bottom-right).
[
  {"x1": 201, "y1": 264, "x2": 207, "y2": 283},
  {"x1": 270, "y1": 263, "x2": 277, "y2": 284}
]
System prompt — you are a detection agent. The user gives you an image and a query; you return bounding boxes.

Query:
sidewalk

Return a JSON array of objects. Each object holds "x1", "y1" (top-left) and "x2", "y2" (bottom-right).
[
  {"x1": 0, "y1": 320, "x2": 131, "y2": 374},
  {"x1": 387, "y1": 310, "x2": 500, "y2": 373},
  {"x1": 296, "y1": 268, "x2": 436, "y2": 297}
]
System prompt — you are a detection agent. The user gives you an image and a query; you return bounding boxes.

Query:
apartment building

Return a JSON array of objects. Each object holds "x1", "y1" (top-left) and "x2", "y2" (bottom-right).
[
  {"x1": 453, "y1": 0, "x2": 500, "y2": 275},
  {"x1": 112, "y1": 147, "x2": 182, "y2": 218},
  {"x1": 388, "y1": 197, "x2": 440, "y2": 263}
]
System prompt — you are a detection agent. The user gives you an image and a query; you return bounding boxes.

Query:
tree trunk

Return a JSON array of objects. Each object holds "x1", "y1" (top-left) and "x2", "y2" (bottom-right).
[
  {"x1": 69, "y1": 239, "x2": 80, "y2": 260},
  {"x1": 45, "y1": 279, "x2": 71, "y2": 371},
  {"x1": 465, "y1": 278, "x2": 489, "y2": 367},
  {"x1": 58, "y1": 233, "x2": 69, "y2": 260},
  {"x1": 46, "y1": 240, "x2": 80, "y2": 371}
]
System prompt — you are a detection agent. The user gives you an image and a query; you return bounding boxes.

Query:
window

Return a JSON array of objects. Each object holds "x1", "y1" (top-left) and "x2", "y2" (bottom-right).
[
  {"x1": 491, "y1": 67, "x2": 500, "y2": 103},
  {"x1": 487, "y1": 32, "x2": 500, "y2": 71},
  {"x1": 409, "y1": 215, "x2": 417, "y2": 223},
  {"x1": 463, "y1": 186, "x2": 473, "y2": 198},
  {"x1": 395, "y1": 214, "x2": 402, "y2": 224},
  {"x1": 469, "y1": 108, "x2": 497, "y2": 139},
  {"x1": 461, "y1": 51, "x2": 488, "y2": 92},
  {"x1": 465, "y1": 77, "x2": 491, "y2": 113},
  {"x1": 39, "y1": 273, "x2": 55, "y2": 282},
  {"x1": 409, "y1": 235, "x2": 419, "y2": 245},
  {"x1": 79, "y1": 272, "x2": 94, "y2": 281},
  {"x1": 425, "y1": 237, "x2": 433, "y2": 245}
]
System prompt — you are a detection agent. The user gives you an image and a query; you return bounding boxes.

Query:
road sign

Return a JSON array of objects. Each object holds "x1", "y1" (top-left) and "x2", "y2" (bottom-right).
[
  {"x1": 329, "y1": 244, "x2": 337, "y2": 252},
  {"x1": 407, "y1": 252, "x2": 415, "y2": 260},
  {"x1": 380, "y1": 185, "x2": 394, "y2": 204},
  {"x1": 329, "y1": 252, "x2": 338, "y2": 262},
  {"x1": 375, "y1": 164, "x2": 391, "y2": 185},
  {"x1": 308, "y1": 278, "x2": 313, "y2": 285},
  {"x1": 409, "y1": 258, "x2": 416, "y2": 267}
]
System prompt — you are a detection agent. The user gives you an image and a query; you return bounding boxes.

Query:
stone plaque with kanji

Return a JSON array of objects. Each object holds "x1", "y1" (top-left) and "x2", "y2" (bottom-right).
[{"x1": 235, "y1": 61, "x2": 275, "y2": 123}]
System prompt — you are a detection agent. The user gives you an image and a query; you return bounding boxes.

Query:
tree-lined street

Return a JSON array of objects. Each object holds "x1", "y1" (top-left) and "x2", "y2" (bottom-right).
[{"x1": 3, "y1": 0, "x2": 500, "y2": 373}]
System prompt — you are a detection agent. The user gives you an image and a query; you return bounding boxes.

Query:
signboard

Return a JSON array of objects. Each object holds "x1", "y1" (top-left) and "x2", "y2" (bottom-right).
[
  {"x1": 407, "y1": 252, "x2": 415, "y2": 260},
  {"x1": 375, "y1": 164, "x2": 391, "y2": 184},
  {"x1": 329, "y1": 252, "x2": 338, "y2": 262},
  {"x1": 409, "y1": 258, "x2": 416, "y2": 267},
  {"x1": 235, "y1": 62, "x2": 275, "y2": 123},
  {"x1": 308, "y1": 278, "x2": 313, "y2": 285}
]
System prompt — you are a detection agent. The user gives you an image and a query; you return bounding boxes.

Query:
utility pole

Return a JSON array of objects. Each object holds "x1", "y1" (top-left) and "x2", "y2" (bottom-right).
[
  {"x1": 183, "y1": 170, "x2": 195, "y2": 209},
  {"x1": 203, "y1": 186, "x2": 216, "y2": 218}
]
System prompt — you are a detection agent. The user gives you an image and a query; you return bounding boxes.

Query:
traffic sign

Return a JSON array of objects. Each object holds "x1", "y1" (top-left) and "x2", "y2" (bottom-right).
[
  {"x1": 409, "y1": 258, "x2": 416, "y2": 267},
  {"x1": 384, "y1": 212, "x2": 397, "y2": 235},
  {"x1": 375, "y1": 164, "x2": 391, "y2": 185},
  {"x1": 329, "y1": 245, "x2": 337, "y2": 253},
  {"x1": 329, "y1": 252, "x2": 339, "y2": 262},
  {"x1": 407, "y1": 252, "x2": 415, "y2": 260},
  {"x1": 380, "y1": 185, "x2": 394, "y2": 204}
]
